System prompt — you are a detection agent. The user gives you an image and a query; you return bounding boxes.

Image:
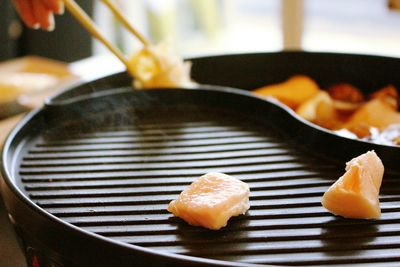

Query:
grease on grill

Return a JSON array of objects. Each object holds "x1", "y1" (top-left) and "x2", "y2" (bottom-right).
[{"x1": 167, "y1": 172, "x2": 250, "y2": 230}]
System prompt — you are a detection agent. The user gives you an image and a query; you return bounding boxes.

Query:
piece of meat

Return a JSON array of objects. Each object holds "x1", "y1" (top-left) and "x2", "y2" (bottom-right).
[
  {"x1": 167, "y1": 172, "x2": 250, "y2": 230},
  {"x1": 321, "y1": 151, "x2": 384, "y2": 219},
  {"x1": 327, "y1": 83, "x2": 365, "y2": 103}
]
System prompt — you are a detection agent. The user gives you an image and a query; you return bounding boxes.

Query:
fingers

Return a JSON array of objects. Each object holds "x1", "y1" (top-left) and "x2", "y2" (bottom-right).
[
  {"x1": 12, "y1": 0, "x2": 63, "y2": 31},
  {"x1": 40, "y1": 0, "x2": 64, "y2": 15},
  {"x1": 12, "y1": 0, "x2": 39, "y2": 29},
  {"x1": 32, "y1": 0, "x2": 55, "y2": 31}
]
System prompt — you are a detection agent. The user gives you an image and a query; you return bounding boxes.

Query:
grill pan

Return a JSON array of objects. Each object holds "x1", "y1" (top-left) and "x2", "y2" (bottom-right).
[{"x1": 2, "y1": 52, "x2": 400, "y2": 267}]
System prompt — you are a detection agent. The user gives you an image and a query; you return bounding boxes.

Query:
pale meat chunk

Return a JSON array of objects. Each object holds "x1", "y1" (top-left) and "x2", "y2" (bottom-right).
[
  {"x1": 321, "y1": 151, "x2": 384, "y2": 219},
  {"x1": 167, "y1": 172, "x2": 250, "y2": 230}
]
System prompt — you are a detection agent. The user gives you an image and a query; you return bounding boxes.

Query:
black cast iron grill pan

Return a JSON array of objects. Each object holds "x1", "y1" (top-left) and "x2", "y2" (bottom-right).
[{"x1": 2, "y1": 52, "x2": 400, "y2": 266}]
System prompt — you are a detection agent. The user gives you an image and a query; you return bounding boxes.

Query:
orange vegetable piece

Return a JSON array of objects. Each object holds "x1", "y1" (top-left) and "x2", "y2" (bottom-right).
[
  {"x1": 253, "y1": 75, "x2": 320, "y2": 109},
  {"x1": 321, "y1": 151, "x2": 384, "y2": 219},
  {"x1": 369, "y1": 85, "x2": 398, "y2": 101},
  {"x1": 345, "y1": 98, "x2": 400, "y2": 130},
  {"x1": 167, "y1": 172, "x2": 250, "y2": 230},
  {"x1": 345, "y1": 123, "x2": 374, "y2": 139},
  {"x1": 369, "y1": 85, "x2": 398, "y2": 110}
]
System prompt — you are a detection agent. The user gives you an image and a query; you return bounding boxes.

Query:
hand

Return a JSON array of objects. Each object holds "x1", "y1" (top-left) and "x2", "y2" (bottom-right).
[{"x1": 12, "y1": 0, "x2": 64, "y2": 31}]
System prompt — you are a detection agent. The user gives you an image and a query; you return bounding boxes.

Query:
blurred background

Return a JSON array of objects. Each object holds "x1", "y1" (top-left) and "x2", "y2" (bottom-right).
[{"x1": 1, "y1": 0, "x2": 400, "y2": 62}]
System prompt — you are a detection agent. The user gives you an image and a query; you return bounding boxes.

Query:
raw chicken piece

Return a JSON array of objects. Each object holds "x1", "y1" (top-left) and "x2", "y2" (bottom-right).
[
  {"x1": 321, "y1": 151, "x2": 384, "y2": 219},
  {"x1": 167, "y1": 172, "x2": 250, "y2": 230}
]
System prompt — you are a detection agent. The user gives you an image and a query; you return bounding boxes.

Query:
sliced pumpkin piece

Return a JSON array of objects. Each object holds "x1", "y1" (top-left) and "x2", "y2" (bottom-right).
[
  {"x1": 345, "y1": 98, "x2": 400, "y2": 130},
  {"x1": 321, "y1": 151, "x2": 384, "y2": 219},
  {"x1": 253, "y1": 75, "x2": 320, "y2": 109},
  {"x1": 368, "y1": 85, "x2": 398, "y2": 110},
  {"x1": 167, "y1": 172, "x2": 250, "y2": 230}
]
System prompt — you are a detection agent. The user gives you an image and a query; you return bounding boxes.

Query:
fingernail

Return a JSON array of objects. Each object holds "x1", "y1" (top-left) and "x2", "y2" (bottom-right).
[
  {"x1": 46, "y1": 23, "x2": 55, "y2": 31},
  {"x1": 31, "y1": 23, "x2": 40, "y2": 29},
  {"x1": 56, "y1": 3, "x2": 65, "y2": 15},
  {"x1": 45, "y1": 14, "x2": 55, "y2": 31}
]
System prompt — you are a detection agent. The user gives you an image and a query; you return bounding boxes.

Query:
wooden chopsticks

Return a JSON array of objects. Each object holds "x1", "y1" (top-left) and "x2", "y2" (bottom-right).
[
  {"x1": 100, "y1": 0, "x2": 150, "y2": 46},
  {"x1": 62, "y1": 0, "x2": 150, "y2": 77}
]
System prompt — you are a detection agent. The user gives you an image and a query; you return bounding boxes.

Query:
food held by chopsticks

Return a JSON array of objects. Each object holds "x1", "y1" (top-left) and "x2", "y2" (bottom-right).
[
  {"x1": 63, "y1": 0, "x2": 195, "y2": 89},
  {"x1": 321, "y1": 151, "x2": 384, "y2": 219},
  {"x1": 168, "y1": 172, "x2": 250, "y2": 230},
  {"x1": 129, "y1": 42, "x2": 196, "y2": 89},
  {"x1": 253, "y1": 76, "x2": 400, "y2": 146}
]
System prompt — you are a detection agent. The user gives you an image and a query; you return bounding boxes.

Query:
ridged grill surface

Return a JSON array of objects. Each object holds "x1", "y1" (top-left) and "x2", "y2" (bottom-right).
[{"x1": 17, "y1": 104, "x2": 400, "y2": 266}]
